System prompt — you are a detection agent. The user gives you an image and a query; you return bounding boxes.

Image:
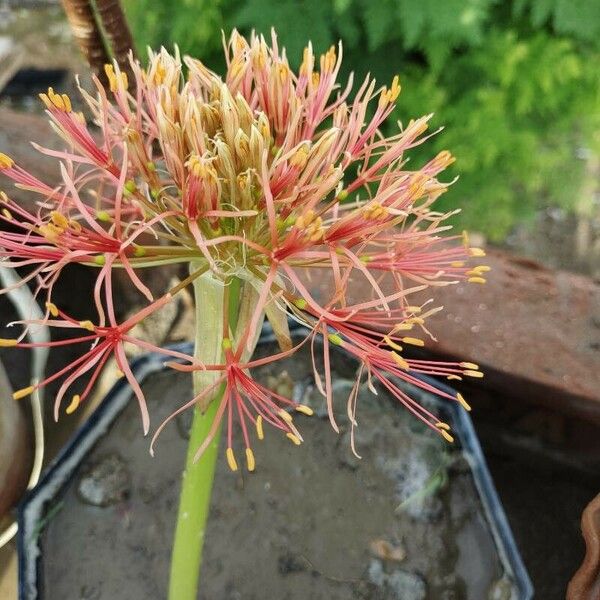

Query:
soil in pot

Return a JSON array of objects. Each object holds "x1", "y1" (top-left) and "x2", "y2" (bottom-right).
[{"x1": 39, "y1": 341, "x2": 515, "y2": 600}]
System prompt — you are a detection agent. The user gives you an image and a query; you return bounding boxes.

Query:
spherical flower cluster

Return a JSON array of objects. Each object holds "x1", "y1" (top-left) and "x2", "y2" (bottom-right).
[{"x1": 0, "y1": 31, "x2": 487, "y2": 471}]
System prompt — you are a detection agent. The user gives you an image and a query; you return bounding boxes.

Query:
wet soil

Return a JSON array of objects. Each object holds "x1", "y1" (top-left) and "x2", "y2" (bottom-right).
[{"x1": 40, "y1": 344, "x2": 509, "y2": 600}]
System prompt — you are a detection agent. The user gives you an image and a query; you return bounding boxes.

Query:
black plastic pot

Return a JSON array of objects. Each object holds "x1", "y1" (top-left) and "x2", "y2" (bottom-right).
[{"x1": 18, "y1": 323, "x2": 533, "y2": 599}]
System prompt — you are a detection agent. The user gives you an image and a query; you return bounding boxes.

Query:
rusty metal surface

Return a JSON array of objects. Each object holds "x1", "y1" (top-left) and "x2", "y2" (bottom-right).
[{"x1": 425, "y1": 250, "x2": 600, "y2": 419}]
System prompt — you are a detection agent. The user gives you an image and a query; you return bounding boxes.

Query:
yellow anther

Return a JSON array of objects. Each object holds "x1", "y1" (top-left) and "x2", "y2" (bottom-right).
[
  {"x1": 39, "y1": 223, "x2": 63, "y2": 243},
  {"x1": 299, "y1": 214, "x2": 324, "y2": 242},
  {"x1": 460, "y1": 362, "x2": 479, "y2": 370},
  {"x1": 245, "y1": 448, "x2": 256, "y2": 472},
  {"x1": 226, "y1": 447, "x2": 238, "y2": 471},
  {"x1": 435, "y1": 421, "x2": 450, "y2": 430},
  {"x1": 278, "y1": 409, "x2": 293, "y2": 424},
  {"x1": 406, "y1": 306, "x2": 422, "y2": 313},
  {"x1": 464, "y1": 369, "x2": 484, "y2": 378},
  {"x1": 1, "y1": 208, "x2": 12, "y2": 220},
  {"x1": 363, "y1": 202, "x2": 387, "y2": 220},
  {"x1": 469, "y1": 247, "x2": 486, "y2": 257},
  {"x1": 295, "y1": 209, "x2": 316, "y2": 230},
  {"x1": 125, "y1": 128, "x2": 140, "y2": 144},
  {"x1": 13, "y1": 385, "x2": 35, "y2": 401},
  {"x1": 456, "y1": 393, "x2": 471, "y2": 412},
  {"x1": 468, "y1": 277, "x2": 486, "y2": 284},
  {"x1": 321, "y1": 45, "x2": 337, "y2": 72},
  {"x1": 402, "y1": 337, "x2": 425, "y2": 347},
  {"x1": 389, "y1": 75, "x2": 401, "y2": 101},
  {"x1": 105, "y1": 64, "x2": 128, "y2": 92},
  {"x1": 406, "y1": 317, "x2": 425, "y2": 325},
  {"x1": 105, "y1": 64, "x2": 117, "y2": 91},
  {"x1": 441, "y1": 430, "x2": 455, "y2": 443},
  {"x1": 256, "y1": 415, "x2": 264, "y2": 440},
  {"x1": 66, "y1": 394, "x2": 80, "y2": 415},
  {"x1": 257, "y1": 114, "x2": 271, "y2": 140},
  {"x1": 286, "y1": 432, "x2": 302, "y2": 446},
  {"x1": 115, "y1": 369, "x2": 124, "y2": 379},
  {"x1": 390, "y1": 351, "x2": 409, "y2": 370},
  {"x1": 379, "y1": 75, "x2": 401, "y2": 106},
  {"x1": 0, "y1": 338, "x2": 18, "y2": 347},
  {"x1": 48, "y1": 88, "x2": 63, "y2": 110},
  {"x1": 295, "y1": 404, "x2": 314, "y2": 416},
  {"x1": 96, "y1": 210, "x2": 111, "y2": 222},
  {"x1": 462, "y1": 230, "x2": 470, "y2": 247},
  {"x1": 300, "y1": 47, "x2": 311, "y2": 75},
  {"x1": 39, "y1": 93, "x2": 51, "y2": 109},
  {"x1": 384, "y1": 335, "x2": 403, "y2": 351},
  {"x1": 450, "y1": 261, "x2": 465, "y2": 268},
  {"x1": 290, "y1": 143, "x2": 310, "y2": 169},
  {"x1": 469, "y1": 265, "x2": 491, "y2": 275},
  {"x1": 0, "y1": 153, "x2": 14, "y2": 169},
  {"x1": 50, "y1": 210, "x2": 69, "y2": 229},
  {"x1": 40, "y1": 87, "x2": 72, "y2": 112},
  {"x1": 394, "y1": 323, "x2": 414, "y2": 331},
  {"x1": 153, "y1": 61, "x2": 167, "y2": 85},
  {"x1": 447, "y1": 375, "x2": 462, "y2": 381},
  {"x1": 61, "y1": 94, "x2": 72, "y2": 112},
  {"x1": 308, "y1": 225, "x2": 325, "y2": 242},
  {"x1": 79, "y1": 320, "x2": 95, "y2": 331},
  {"x1": 432, "y1": 150, "x2": 455, "y2": 169},
  {"x1": 254, "y1": 45, "x2": 267, "y2": 69},
  {"x1": 408, "y1": 173, "x2": 428, "y2": 197},
  {"x1": 186, "y1": 155, "x2": 215, "y2": 179},
  {"x1": 45, "y1": 301, "x2": 59, "y2": 317}
]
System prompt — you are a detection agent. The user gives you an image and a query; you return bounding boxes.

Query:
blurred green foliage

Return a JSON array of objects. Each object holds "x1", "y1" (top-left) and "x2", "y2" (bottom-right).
[{"x1": 123, "y1": 0, "x2": 600, "y2": 240}]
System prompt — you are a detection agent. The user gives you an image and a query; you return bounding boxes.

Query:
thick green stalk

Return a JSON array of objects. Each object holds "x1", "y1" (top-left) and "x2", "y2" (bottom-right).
[
  {"x1": 168, "y1": 390, "x2": 223, "y2": 600},
  {"x1": 168, "y1": 267, "x2": 240, "y2": 600}
]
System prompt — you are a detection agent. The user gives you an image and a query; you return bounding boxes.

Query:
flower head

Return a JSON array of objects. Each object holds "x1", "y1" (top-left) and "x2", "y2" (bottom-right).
[{"x1": 0, "y1": 30, "x2": 487, "y2": 468}]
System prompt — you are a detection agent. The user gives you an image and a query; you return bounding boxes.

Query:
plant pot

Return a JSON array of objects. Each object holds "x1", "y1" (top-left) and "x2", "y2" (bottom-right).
[
  {"x1": 0, "y1": 359, "x2": 30, "y2": 522},
  {"x1": 567, "y1": 493, "x2": 600, "y2": 600},
  {"x1": 19, "y1": 325, "x2": 533, "y2": 599}
]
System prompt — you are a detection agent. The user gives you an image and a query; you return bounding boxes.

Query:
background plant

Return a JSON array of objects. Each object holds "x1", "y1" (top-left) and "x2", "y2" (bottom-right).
[{"x1": 123, "y1": 0, "x2": 600, "y2": 241}]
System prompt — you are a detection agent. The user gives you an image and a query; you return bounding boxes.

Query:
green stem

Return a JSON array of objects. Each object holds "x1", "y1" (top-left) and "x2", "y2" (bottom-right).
[
  {"x1": 168, "y1": 395, "x2": 222, "y2": 600},
  {"x1": 168, "y1": 267, "x2": 240, "y2": 600}
]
